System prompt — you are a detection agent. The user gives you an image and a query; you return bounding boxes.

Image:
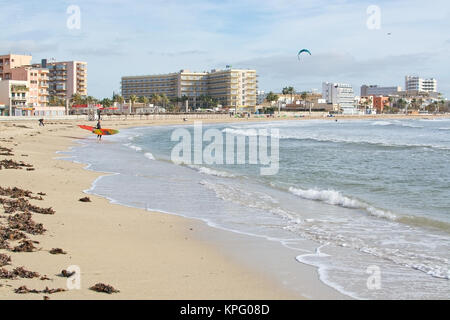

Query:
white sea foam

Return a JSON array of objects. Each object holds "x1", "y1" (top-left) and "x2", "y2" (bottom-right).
[
  {"x1": 288, "y1": 187, "x2": 398, "y2": 221},
  {"x1": 372, "y1": 121, "x2": 393, "y2": 126},
  {"x1": 189, "y1": 165, "x2": 236, "y2": 178},
  {"x1": 125, "y1": 144, "x2": 142, "y2": 152},
  {"x1": 144, "y1": 153, "x2": 155, "y2": 160}
]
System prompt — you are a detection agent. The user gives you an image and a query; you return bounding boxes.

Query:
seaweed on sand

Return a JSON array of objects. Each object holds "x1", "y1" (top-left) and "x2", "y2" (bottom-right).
[
  {"x1": 49, "y1": 248, "x2": 67, "y2": 255},
  {"x1": 12, "y1": 239, "x2": 38, "y2": 252},
  {"x1": 13, "y1": 286, "x2": 64, "y2": 295},
  {"x1": 0, "y1": 186, "x2": 43, "y2": 200},
  {"x1": 0, "y1": 159, "x2": 34, "y2": 170},
  {"x1": 0, "y1": 254, "x2": 11, "y2": 267},
  {"x1": 0, "y1": 197, "x2": 54, "y2": 215},
  {"x1": 89, "y1": 283, "x2": 120, "y2": 294},
  {"x1": 60, "y1": 270, "x2": 76, "y2": 278},
  {"x1": 8, "y1": 212, "x2": 46, "y2": 235}
]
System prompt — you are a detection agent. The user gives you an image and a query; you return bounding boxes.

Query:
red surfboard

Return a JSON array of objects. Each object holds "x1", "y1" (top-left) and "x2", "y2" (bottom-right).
[{"x1": 78, "y1": 125, "x2": 119, "y2": 136}]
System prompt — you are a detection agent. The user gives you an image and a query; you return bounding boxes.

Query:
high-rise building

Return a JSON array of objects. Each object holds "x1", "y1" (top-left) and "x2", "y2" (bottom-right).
[
  {"x1": 322, "y1": 82, "x2": 356, "y2": 114},
  {"x1": 121, "y1": 68, "x2": 258, "y2": 111},
  {"x1": 361, "y1": 85, "x2": 402, "y2": 97},
  {"x1": 405, "y1": 76, "x2": 437, "y2": 93},
  {"x1": 45, "y1": 60, "x2": 88, "y2": 100}
]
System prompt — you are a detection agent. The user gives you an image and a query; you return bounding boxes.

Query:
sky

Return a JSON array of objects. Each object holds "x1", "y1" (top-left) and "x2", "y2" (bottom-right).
[{"x1": 1, "y1": 0, "x2": 449, "y2": 98}]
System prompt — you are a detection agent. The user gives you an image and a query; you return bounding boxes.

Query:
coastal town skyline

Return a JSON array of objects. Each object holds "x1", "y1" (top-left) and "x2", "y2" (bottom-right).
[{"x1": 1, "y1": 0, "x2": 449, "y2": 98}]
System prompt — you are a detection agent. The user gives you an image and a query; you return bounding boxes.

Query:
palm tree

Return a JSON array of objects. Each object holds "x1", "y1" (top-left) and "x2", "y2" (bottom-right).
[
  {"x1": 282, "y1": 86, "x2": 295, "y2": 104},
  {"x1": 138, "y1": 96, "x2": 149, "y2": 106},
  {"x1": 301, "y1": 92, "x2": 309, "y2": 114},
  {"x1": 150, "y1": 93, "x2": 160, "y2": 106},
  {"x1": 113, "y1": 94, "x2": 125, "y2": 104},
  {"x1": 71, "y1": 93, "x2": 84, "y2": 105},
  {"x1": 160, "y1": 94, "x2": 169, "y2": 111},
  {"x1": 129, "y1": 95, "x2": 137, "y2": 113},
  {"x1": 85, "y1": 96, "x2": 97, "y2": 105},
  {"x1": 265, "y1": 92, "x2": 279, "y2": 113},
  {"x1": 101, "y1": 98, "x2": 112, "y2": 108}
]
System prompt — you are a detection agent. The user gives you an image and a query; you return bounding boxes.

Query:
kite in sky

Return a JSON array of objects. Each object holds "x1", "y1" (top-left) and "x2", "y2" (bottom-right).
[{"x1": 297, "y1": 49, "x2": 312, "y2": 60}]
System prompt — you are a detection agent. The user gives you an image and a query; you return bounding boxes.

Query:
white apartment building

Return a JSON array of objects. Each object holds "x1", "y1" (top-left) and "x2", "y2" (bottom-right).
[
  {"x1": 405, "y1": 76, "x2": 437, "y2": 93},
  {"x1": 322, "y1": 82, "x2": 357, "y2": 114},
  {"x1": 361, "y1": 85, "x2": 402, "y2": 97}
]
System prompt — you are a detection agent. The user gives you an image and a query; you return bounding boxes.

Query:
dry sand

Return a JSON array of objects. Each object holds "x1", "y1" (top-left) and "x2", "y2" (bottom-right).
[{"x1": 0, "y1": 113, "x2": 448, "y2": 300}]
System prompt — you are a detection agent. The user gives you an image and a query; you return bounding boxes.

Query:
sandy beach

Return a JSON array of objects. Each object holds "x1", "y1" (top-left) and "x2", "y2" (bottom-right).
[{"x1": 1, "y1": 113, "x2": 448, "y2": 300}]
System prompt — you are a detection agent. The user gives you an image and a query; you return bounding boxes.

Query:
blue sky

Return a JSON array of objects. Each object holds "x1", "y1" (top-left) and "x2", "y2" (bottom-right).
[{"x1": 1, "y1": 0, "x2": 449, "y2": 98}]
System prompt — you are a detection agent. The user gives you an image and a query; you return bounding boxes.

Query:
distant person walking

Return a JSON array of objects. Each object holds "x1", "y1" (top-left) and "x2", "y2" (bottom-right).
[
  {"x1": 96, "y1": 120, "x2": 102, "y2": 141},
  {"x1": 38, "y1": 119, "x2": 45, "y2": 127}
]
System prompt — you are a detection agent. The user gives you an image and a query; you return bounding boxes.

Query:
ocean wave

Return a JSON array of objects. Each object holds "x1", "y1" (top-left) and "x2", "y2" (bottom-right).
[
  {"x1": 288, "y1": 186, "x2": 450, "y2": 233},
  {"x1": 222, "y1": 128, "x2": 448, "y2": 150},
  {"x1": 189, "y1": 165, "x2": 236, "y2": 178},
  {"x1": 288, "y1": 187, "x2": 398, "y2": 220}
]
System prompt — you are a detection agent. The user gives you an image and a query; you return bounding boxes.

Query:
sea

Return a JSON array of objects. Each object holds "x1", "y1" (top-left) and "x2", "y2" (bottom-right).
[{"x1": 65, "y1": 118, "x2": 450, "y2": 299}]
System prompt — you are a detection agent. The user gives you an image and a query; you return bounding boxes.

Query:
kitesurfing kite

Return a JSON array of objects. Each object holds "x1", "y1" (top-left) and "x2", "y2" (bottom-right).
[{"x1": 297, "y1": 49, "x2": 312, "y2": 60}]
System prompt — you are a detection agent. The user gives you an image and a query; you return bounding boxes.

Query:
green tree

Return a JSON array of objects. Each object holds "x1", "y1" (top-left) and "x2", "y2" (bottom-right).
[
  {"x1": 266, "y1": 91, "x2": 279, "y2": 104},
  {"x1": 150, "y1": 93, "x2": 161, "y2": 106},
  {"x1": 113, "y1": 94, "x2": 125, "y2": 104},
  {"x1": 101, "y1": 98, "x2": 112, "y2": 108},
  {"x1": 138, "y1": 96, "x2": 149, "y2": 105},
  {"x1": 282, "y1": 86, "x2": 295, "y2": 104}
]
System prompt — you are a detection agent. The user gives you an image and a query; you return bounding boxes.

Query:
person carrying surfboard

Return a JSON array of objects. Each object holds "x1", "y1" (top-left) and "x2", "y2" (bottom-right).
[{"x1": 96, "y1": 120, "x2": 102, "y2": 141}]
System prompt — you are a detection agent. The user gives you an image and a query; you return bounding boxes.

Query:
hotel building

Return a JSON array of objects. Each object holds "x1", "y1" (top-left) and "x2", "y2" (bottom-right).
[
  {"x1": 405, "y1": 76, "x2": 437, "y2": 93},
  {"x1": 121, "y1": 68, "x2": 258, "y2": 111},
  {"x1": 360, "y1": 85, "x2": 402, "y2": 97},
  {"x1": 322, "y1": 82, "x2": 357, "y2": 114},
  {"x1": 43, "y1": 60, "x2": 88, "y2": 100}
]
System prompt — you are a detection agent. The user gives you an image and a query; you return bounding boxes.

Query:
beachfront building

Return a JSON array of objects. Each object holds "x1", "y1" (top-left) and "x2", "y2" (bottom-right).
[
  {"x1": 0, "y1": 54, "x2": 50, "y2": 108},
  {"x1": 322, "y1": 82, "x2": 357, "y2": 114},
  {"x1": 360, "y1": 85, "x2": 402, "y2": 97},
  {"x1": 42, "y1": 60, "x2": 88, "y2": 100},
  {"x1": 405, "y1": 76, "x2": 437, "y2": 93},
  {"x1": 121, "y1": 68, "x2": 258, "y2": 112},
  {"x1": 0, "y1": 54, "x2": 33, "y2": 80},
  {"x1": 372, "y1": 96, "x2": 390, "y2": 114},
  {"x1": 0, "y1": 80, "x2": 30, "y2": 116}
]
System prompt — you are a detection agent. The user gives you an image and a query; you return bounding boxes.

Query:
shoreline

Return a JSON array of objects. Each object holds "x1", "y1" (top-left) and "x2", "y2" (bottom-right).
[
  {"x1": 1, "y1": 114, "x2": 448, "y2": 300},
  {"x1": 0, "y1": 117, "x2": 308, "y2": 300}
]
